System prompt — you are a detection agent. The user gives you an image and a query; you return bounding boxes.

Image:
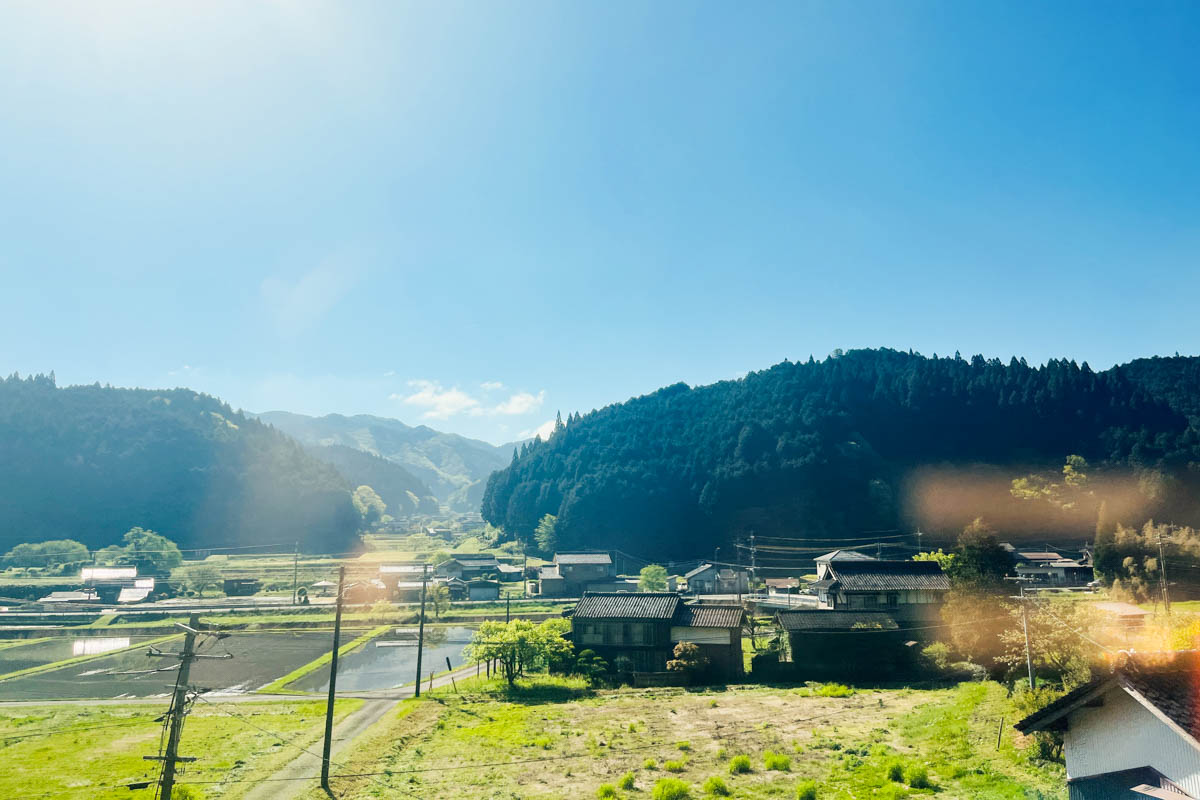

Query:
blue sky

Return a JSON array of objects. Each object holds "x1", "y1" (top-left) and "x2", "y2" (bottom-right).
[{"x1": 1, "y1": 1, "x2": 1197, "y2": 444}]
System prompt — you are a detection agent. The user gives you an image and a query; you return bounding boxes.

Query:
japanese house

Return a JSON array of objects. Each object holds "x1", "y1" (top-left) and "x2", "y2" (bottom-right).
[
  {"x1": 1016, "y1": 651, "x2": 1200, "y2": 799},
  {"x1": 810, "y1": 559, "x2": 949, "y2": 623},
  {"x1": 538, "y1": 551, "x2": 615, "y2": 597},
  {"x1": 683, "y1": 564, "x2": 749, "y2": 595},
  {"x1": 569, "y1": 592, "x2": 745, "y2": 680}
]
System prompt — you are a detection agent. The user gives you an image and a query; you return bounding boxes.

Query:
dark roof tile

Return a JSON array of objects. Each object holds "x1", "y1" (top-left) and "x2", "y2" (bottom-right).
[
  {"x1": 776, "y1": 610, "x2": 899, "y2": 631},
  {"x1": 572, "y1": 592, "x2": 680, "y2": 620},
  {"x1": 675, "y1": 604, "x2": 745, "y2": 628}
]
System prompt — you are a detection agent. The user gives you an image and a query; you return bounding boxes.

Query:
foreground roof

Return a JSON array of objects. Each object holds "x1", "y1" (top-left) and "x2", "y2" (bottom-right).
[
  {"x1": 554, "y1": 551, "x2": 613, "y2": 565},
  {"x1": 573, "y1": 592, "x2": 680, "y2": 619},
  {"x1": 1017, "y1": 651, "x2": 1200, "y2": 745},
  {"x1": 776, "y1": 610, "x2": 899, "y2": 632},
  {"x1": 826, "y1": 560, "x2": 950, "y2": 591},
  {"x1": 675, "y1": 604, "x2": 745, "y2": 628}
]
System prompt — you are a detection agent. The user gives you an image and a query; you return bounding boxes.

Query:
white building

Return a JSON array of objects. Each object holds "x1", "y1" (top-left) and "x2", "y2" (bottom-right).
[{"x1": 1016, "y1": 651, "x2": 1200, "y2": 799}]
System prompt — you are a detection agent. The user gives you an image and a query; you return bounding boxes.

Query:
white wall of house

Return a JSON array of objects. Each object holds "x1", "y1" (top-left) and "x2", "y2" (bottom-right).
[
  {"x1": 670, "y1": 626, "x2": 730, "y2": 645},
  {"x1": 1065, "y1": 685, "x2": 1200, "y2": 796}
]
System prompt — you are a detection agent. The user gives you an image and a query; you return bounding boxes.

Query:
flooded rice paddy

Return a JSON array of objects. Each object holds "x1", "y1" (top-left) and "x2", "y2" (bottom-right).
[{"x1": 289, "y1": 625, "x2": 475, "y2": 693}]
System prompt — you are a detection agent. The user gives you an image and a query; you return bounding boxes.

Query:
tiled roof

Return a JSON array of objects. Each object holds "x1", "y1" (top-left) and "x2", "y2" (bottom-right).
[
  {"x1": 1014, "y1": 551, "x2": 1062, "y2": 562},
  {"x1": 776, "y1": 611, "x2": 899, "y2": 631},
  {"x1": 1017, "y1": 651, "x2": 1200, "y2": 742},
  {"x1": 675, "y1": 604, "x2": 745, "y2": 628},
  {"x1": 814, "y1": 550, "x2": 876, "y2": 562},
  {"x1": 1120, "y1": 651, "x2": 1200, "y2": 742},
  {"x1": 538, "y1": 565, "x2": 562, "y2": 580},
  {"x1": 827, "y1": 560, "x2": 950, "y2": 591},
  {"x1": 572, "y1": 592, "x2": 680, "y2": 620},
  {"x1": 554, "y1": 552, "x2": 612, "y2": 565},
  {"x1": 450, "y1": 556, "x2": 500, "y2": 567}
]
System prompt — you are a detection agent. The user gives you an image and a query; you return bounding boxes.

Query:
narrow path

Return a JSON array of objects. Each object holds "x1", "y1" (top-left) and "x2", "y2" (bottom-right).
[{"x1": 242, "y1": 662, "x2": 479, "y2": 800}]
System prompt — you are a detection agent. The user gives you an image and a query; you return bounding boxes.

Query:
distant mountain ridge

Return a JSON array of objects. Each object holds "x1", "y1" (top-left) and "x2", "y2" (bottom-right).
[
  {"x1": 305, "y1": 444, "x2": 440, "y2": 517},
  {"x1": 482, "y1": 349, "x2": 1200, "y2": 559},
  {"x1": 255, "y1": 411, "x2": 513, "y2": 511}
]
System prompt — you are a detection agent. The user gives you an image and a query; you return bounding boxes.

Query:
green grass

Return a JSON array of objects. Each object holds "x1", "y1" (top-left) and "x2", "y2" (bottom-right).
[
  {"x1": 0, "y1": 699, "x2": 361, "y2": 799},
  {"x1": 295, "y1": 677, "x2": 1066, "y2": 800}
]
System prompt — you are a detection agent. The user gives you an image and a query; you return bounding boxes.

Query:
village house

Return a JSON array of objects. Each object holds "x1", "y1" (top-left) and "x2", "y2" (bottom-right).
[
  {"x1": 436, "y1": 555, "x2": 501, "y2": 581},
  {"x1": 1002, "y1": 544, "x2": 1093, "y2": 587},
  {"x1": 80, "y1": 566, "x2": 154, "y2": 604},
  {"x1": 538, "y1": 551, "x2": 615, "y2": 597},
  {"x1": 810, "y1": 558, "x2": 949, "y2": 623},
  {"x1": 1016, "y1": 650, "x2": 1200, "y2": 799},
  {"x1": 569, "y1": 592, "x2": 745, "y2": 680},
  {"x1": 466, "y1": 578, "x2": 501, "y2": 601},
  {"x1": 774, "y1": 610, "x2": 912, "y2": 680},
  {"x1": 683, "y1": 563, "x2": 749, "y2": 595},
  {"x1": 222, "y1": 577, "x2": 261, "y2": 596}
]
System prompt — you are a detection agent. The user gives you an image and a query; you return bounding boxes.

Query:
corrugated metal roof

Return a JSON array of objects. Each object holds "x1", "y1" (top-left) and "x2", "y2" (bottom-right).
[
  {"x1": 1067, "y1": 767, "x2": 1185, "y2": 800},
  {"x1": 683, "y1": 563, "x2": 715, "y2": 580},
  {"x1": 448, "y1": 556, "x2": 500, "y2": 566},
  {"x1": 81, "y1": 567, "x2": 137, "y2": 581},
  {"x1": 776, "y1": 611, "x2": 899, "y2": 631},
  {"x1": 828, "y1": 560, "x2": 950, "y2": 591},
  {"x1": 554, "y1": 552, "x2": 612, "y2": 565},
  {"x1": 572, "y1": 592, "x2": 680, "y2": 619},
  {"x1": 675, "y1": 604, "x2": 745, "y2": 628}
]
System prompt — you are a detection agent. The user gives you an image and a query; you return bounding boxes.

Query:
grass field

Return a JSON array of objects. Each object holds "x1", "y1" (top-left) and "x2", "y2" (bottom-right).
[
  {"x1": 0, "y1": 698, "x2": 361, "y2": 799},
  {"x1": 302, "y1": 677, "x2": 1066, "y2": 800}
]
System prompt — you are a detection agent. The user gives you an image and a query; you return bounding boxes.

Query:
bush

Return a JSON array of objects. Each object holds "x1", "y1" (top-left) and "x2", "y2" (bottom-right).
[
  {"x1": 796, "y1": 780, "x2": 818, "y2": 800},
  {"x1": 903, "y1": 763, "x2": 931, "y2": 789},
  {"x1": 652, "y1": 778, "x2": 693, "y2": 800},
  {"x1": 644, "y1": 758, "x2": 658, "y2": 770},
  {"x1": 618, "y1": 771, "x2": 636, "y2": 790},
  {"x1": 728, "y1": 754, "x2": 752, "y2": 774},
  {"x1": 702, "y1": 775, "x2": 731, "y2": 796},
  {"x1": 677, "y1": 740, "x2": 691, "y2": 751},
  {"x1": 597, "y1": 784, "x2": 617, "y2": 799},
  {"x1": 885, "y1": 759, "x2": 904, "y2": 781},
  {"x1": 764, "y1": 751, "x2": 791, "y2": 771},
  {"x1": 814, "y1": 683, "x2": 854, "y2": 697},
  {"x1": 664, "y1": 759, "x2": 686, "y2": 772},
  {"x1": 920, "y1": 641, "x2": 951, "y2": 670}
]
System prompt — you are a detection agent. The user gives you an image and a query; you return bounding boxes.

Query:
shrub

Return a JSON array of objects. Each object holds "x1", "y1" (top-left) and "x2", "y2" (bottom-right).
[
  {"x1": 677, "y1": 741, "x2": 691, "y2": 751},
  {"x1": 664, "y1": 759, "x2": 686, "y2": 772},
  {"x1": 920, "y1": 641, "x2": 951, "y2": 670},
  {"x1": 644, "y1": 758, "x2": 658, "y2": 770},
  {"x1": 618, "y1": 771, "x2": 636, "y2": 790},
  {"x1": 814, "y1": 683, "x2": 854, "y2": 697},
  {"x1": 796, "y1": 780, "x2": 818, "y2": 800},
  {"x1": 702, "y1": 775, "x2": 731, "y2": 796},
  {"x1": 715, "y1": 746, "x2": 727, "y2": 760},
  {"x1": 728, "y1": 754, "x2": 752, "y2": 774},
  {"x1": 764, "y1": 751, "x2": 791, "y2": 771},
  {"x1": 903, "y1": 763, "x2": 931, "y2": 789},
  {"x1": 885, "y1": 759, "x2": 904, "y2": 782},
  {"x1": 652, "y1": 777, "x2": 693, "y2": 800},
  {"x1": 597, "y1": 784, "x2": 617, "y2": 799}
]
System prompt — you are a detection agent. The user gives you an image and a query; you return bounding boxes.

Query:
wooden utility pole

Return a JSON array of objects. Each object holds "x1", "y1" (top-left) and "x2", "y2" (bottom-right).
[
  {"x1": 147, "y1": 613, "x2": 231, "y2": 800},
  {"x1": 1158, "y1": 534, "x2": 1172, "y2": 616},
  {"x1": 291, "y1": 542, "x2": 299, "y2": 604},
  {"x1": 414, "y1": 564, "x2": 428, "y2": 698},
  {"x1": 1020, "y1": 584, "x2": 1034, "y2": 690},
  {"x1": 321, "y1": 566, "x2": 346, "y2": 792}
]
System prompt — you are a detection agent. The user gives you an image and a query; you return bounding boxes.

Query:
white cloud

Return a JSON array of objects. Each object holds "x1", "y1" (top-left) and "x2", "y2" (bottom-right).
[
  {"x1": 261, "y1": 260, "x2": 358, "y2": 337},
  {"x1": 517, "y1": 418, "x2": 557, "y2": 441},
  {"x1": 492, "y1": 390, "x2": 545, "y2": 416},
  {"x1": 392, "y1": 380, "x2": 546, "y2": 420},
  {"x1": 393, "y1": 380, "x2": 480, "y2": 420}
]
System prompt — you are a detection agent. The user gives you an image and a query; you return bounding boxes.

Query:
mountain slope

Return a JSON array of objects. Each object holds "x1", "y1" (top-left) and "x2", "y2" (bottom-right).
[
  {"x1": 306, "y1": 444, "x2": 440, "y2": 516},
  {"x1": 0, "y1": 374, "x2": 360, "y2": 553},
  {"x1": 482, "y1": 349, "x2": 1200, "y2": 558},
  {"x1": 256, "y1": 411, "x2": 511, "y2": 511}
]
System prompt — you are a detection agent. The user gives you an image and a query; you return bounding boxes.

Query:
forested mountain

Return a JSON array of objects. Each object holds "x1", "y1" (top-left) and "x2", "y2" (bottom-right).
[
  {"x1": 306, "y1": 444, "x2": 440, "y2": 516},
  {"x1": 482, "y1": 349, "x2": 1200, "y2": 559},
  {"x1": 257, "y1": 411, "x2": 512, "y2": 511},
  {"x1": 0, "y1": 374, "x2": 360, "y2": 553}
]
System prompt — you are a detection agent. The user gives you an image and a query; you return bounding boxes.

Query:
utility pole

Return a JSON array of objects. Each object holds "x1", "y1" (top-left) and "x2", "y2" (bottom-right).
[
  {"x1": 414, "y1": 564, "x2": 428, "y2": 698},
  {"x1": 147, "y1": 613, "x2": 231, "y2": 800},
  {"x1": 321, "y1": 565, "x2": 346, "y2": 792},
  {"x1": 1158, "y1": 533, "x2": 1172, "y2": 616},
  {"x1": 506, "y1": 594, "x2": 511, "y2": 623},
  {"x1": 916, "y1": 528, "x2": 923, "y2": 554},
  {"x1": 1020, "y1": 584, "x2": 1034, "y2": 690},
  {"x1": 522, "y1": 544, "x2": 528, "y2": 600},
  {"x1": 749, "y1": 533, "x2": 757, "y2": 597},
  {"x1": 291, "y1": 541, "x2": 299, "y2": 605}
]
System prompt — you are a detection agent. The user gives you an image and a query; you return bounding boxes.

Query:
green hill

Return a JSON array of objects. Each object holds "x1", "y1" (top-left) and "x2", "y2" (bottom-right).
[
  {"x1": 306, "y1": 444, "x2": 440, "y2": 516},
  {"x1": 256, "y1": 411, "x2": 512, "y2": 511},
  {"x1": 0, "y1": 374, "x2": 360, "y2": 553},
  {"x1": 482, "y1": 349, "x2": 1200, "y2": 558}
]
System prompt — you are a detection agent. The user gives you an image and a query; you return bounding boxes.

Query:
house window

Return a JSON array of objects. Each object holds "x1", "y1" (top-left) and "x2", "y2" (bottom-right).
[{"x1": 886, "y1": 594, "x2": 899, "y2": 608}]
